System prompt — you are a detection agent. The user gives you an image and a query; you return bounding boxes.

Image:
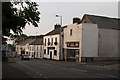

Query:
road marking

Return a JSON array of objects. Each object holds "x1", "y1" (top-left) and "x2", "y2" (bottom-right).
[
  {"x1": 69, "y1": 68, "x2": 87, "y2": 72},
  {"x1": 94, "y1": 73, "x2": 118, "y2": 78},
  {"x1": 44, "y1": 77, "x2": 48, "y2": 78},
  {"x1": 18, "y1": 61, "x2": 48, "y2": 78}
]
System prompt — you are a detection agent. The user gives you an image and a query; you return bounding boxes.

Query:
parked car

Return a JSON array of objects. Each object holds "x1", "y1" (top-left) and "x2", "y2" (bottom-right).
[{"x1": 21, "y1": 54, "x2": 30, "y2": 60}]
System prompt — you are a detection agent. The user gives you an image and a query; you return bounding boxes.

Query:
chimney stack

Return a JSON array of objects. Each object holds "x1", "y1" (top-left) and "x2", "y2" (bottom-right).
[
  {"x1": 54, "y1": 24, "x2": 61, "y2": 29},
  {"x1": 73, "y1": 17, "x2": 81, "y2": 24}
]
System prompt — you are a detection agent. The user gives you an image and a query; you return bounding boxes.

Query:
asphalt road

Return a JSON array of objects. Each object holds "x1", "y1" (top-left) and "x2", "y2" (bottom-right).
[{"x1": 2, "y1": 59, "x2": 119, "y2": 79}]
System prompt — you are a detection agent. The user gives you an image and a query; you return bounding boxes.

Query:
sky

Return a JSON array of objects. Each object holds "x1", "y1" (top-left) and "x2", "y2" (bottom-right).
[{"x1": 22, "y1": 1, "x2": 119, "y2": 36}]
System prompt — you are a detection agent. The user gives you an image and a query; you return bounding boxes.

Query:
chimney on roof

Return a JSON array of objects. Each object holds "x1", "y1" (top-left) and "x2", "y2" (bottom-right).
[
  {"x1": 73, "y1": 17, "x2": 81, "y2": 24},
  {"x1": 54, "y1": 24, "x2": 61, "y2": 29}
]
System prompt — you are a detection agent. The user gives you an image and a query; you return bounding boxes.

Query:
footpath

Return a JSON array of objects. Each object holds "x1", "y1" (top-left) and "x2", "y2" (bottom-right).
[{"x1": 84, "y1": 61, "x2": 119, "y2": 71}]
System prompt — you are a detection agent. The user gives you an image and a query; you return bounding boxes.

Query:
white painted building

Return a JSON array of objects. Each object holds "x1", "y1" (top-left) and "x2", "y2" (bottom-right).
[
  {"x1": 16, "y1": 35, "x2": 44, "y2": 59},
  {"x1": 64, "y1": 20, "x2": 98, "y2": 62},
  {"x1": 28, "y1": 36, "x2": 44, "y2": 59},
  {"x1": 43, "y1": 24, "x2": 66, "y2": 60},
  {"x1": 81, "y1": 14, "x2": 119, "y2": 61},
  {"x1": 16, "y1": 38, "x2": 35, "y2": 57},
  {"x1": 64, "y1": 14, "x2": 119, "y2": 62}
]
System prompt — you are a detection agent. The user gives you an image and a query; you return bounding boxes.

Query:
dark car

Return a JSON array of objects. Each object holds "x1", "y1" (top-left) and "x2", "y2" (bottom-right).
[{"x1": 21, "y1": 54, "x2": 30, "y2": 60}]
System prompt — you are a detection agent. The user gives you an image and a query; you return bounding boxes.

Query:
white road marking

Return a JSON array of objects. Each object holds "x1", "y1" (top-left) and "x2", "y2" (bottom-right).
[
  {"x1": 69, "y1": 68, "x2": 87, "y2": 72},
  {"x1": 18, "y1": 61, "x2": 48, "y2": 79},
  {"x1": 94, "y1": 73, "x2": 118, "y2": 78},
  {"x1": 44, "y1": 77, "x2": 48, "y2": 78}
]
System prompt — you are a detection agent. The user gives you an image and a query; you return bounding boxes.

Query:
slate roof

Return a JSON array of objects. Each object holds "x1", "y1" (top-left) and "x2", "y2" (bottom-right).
[
  {"x1": 16, "y1": 38, "x2": 35, "y2": 45},
  {"x1": 82, "y1": 14, "x2": 120, "y2": 30},
  {"x1": 45, "y1": 26, "x2": 67, "y2": 36},
  {"x1": 29, "y1": 37, "x2": 43, "y2": 45},
  {"x1": 16, "y1": 35, "x2": 44, "y2": 45}
]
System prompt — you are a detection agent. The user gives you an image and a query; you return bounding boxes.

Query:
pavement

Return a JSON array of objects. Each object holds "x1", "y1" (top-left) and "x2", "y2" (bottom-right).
[{"x1": 81, "y1": 61, "x2": 119, "y2": 70}]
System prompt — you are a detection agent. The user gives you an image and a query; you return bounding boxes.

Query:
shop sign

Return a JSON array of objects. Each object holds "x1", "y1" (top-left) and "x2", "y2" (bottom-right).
[{"x1": 67, "y1": 42, "x2": 79, "y2": 47}]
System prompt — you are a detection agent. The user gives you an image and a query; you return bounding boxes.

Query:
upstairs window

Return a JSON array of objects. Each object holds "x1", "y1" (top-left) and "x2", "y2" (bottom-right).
[
  {"x1": 48, "y1": 38, "x2": 50, "y2": 45},
  {"x1": 55, "y1": 37, "x2": 57, "y2": 42},
  {"x1": 54, "y1": 37, "x2": 58, "y2": 45},
  {"x1": 51, "y1": 38, "x2": 53, "y2": 46},
  {"x1": 70, "y1": 29, "x2": 72, "y2": 36},
  {"x1": 45, "y1": 38, "x2": 46, "y2": 46}
]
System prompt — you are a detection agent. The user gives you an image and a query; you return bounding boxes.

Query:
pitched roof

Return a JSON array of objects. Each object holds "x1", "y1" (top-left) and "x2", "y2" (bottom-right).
[
  {"x1": 29, "y1": 37, "x2": 43, "y2": 45},
  {"x1": 45, "y1": 26, "x2": 67, "y2": 36},
  {"x1": 81, "y1": 14, "x2": 120, "y2": 30},
  {"x1": 16, "y1": 38, "x2": 35, "y2": 45}
]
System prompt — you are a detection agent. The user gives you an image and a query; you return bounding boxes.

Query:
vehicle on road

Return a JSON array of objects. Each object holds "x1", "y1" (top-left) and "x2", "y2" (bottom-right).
[{"x1": 21, "y1": 54, "x2": 30, "y2": 60}]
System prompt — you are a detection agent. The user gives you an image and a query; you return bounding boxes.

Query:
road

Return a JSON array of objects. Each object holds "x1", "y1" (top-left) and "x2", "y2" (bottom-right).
[{"x1": 2, "y1": 58, "x2": 119, "y2": 79}]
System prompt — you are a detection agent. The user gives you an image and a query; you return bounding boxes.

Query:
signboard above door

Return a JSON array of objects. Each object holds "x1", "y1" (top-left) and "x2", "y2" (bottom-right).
[{"x1": 66, "y1": 42, "x2": 79, "y2": 47}]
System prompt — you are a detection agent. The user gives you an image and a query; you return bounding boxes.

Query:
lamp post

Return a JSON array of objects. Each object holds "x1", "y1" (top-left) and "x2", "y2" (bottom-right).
[
  {"x1": 56, "y1": 14, "x2": 62, "y2": 60},
  {"x1": 56, "y1": 15, "x2": 62, "y2": 26}
]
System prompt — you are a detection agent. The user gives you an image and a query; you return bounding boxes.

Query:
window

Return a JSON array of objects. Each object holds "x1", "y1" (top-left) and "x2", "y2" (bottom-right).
[
  {"x1": 70, "y1": 29, "x2": 72, "y2": 36},
  {"x1": 48, "y1": 38, "x2": 50, "y2": 45},
  {"x1": 54, "y1": 50, "x2": 57, "y2": 56},
  {"x1": 36, "y1": 46, "x2": 38, "y2": 51},
  {"x1": 40, "y1": 46, "x2": 42, "y2": 50},
  {"x1": 55, "y1": 37, "x2": 57, "y2": 42},
  {"x1": 54, "y1": 37, "x2": 58, "y2": 45},
  {"x1": 51, "y1": 38, "x2": 53, "y2": 46},
  {"x1": 44, "y1": 49, "x2": 46, "y2": 54},
  {"x1": 45, "y1": 38, "x2": 46, "y2": 46},
  {"x1": 32, "y1": 46, "x2": 34, "y2": 51}
]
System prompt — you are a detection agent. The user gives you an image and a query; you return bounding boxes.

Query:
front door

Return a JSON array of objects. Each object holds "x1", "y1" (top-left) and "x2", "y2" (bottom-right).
[{"x1": 50, "y1": 51, "x2": 52, "y2": 59}]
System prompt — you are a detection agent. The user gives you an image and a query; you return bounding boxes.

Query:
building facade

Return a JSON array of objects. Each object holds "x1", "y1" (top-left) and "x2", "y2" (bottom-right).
[
  {"x1": 81, "y1": 14, "x2": 119, "y2": 61},
  {"x1": 16, "y1": 38, "x2": 35, "y2": 57},
  {"x1": 64, "y1": 15, "x2": 119, "y2": 62},
  {"x1": 29, "y1": 36, "x2": 44, "y2": 59},
  {"x1": 64, "y1": 18, "x2": 98, "y2": 62},
  {"x1": 43, "y1": 24, "x2": 66, "y2": 60}
]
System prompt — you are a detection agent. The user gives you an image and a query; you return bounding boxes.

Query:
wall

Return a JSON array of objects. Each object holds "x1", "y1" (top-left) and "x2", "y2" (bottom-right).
[
  {"x1": 98, "y1": 28, "x2": 119, "y2": 60},
  {"x1": 28, "y1": 45, "x2": 34, "y2": 58},
  {"x1": 34, "y1": 45, "x2": 44, "y2": 59},
  {"x1": 43, "y1": 34, "x2": 60, "y2": 60},
  {"x1": 16, "y1": 45, "x2": 25, "y2": 56},
  {"x1": 64, "y1": 23, "x2": 82, "y2": 62},
  {"x1": 81, "y1": 23, "x2": 98, "y2": 57},
  {"x1": 64, "y1": 23, "x2": 82, "y2": 49}
]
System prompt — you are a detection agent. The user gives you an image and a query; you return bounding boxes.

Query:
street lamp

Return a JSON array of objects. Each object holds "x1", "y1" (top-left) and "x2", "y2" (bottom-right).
[
  {"x1": 56, "y1": 14, "x2": 62, "y2": 26},
  {"x1": 56, "y1": 14, "x2": 63, "y2": 60}
]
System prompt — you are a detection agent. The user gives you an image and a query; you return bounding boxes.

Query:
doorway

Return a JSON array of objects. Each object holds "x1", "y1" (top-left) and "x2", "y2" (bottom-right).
[{"x1": 50, "y1": 51, "x2": 52, "y2": 59}]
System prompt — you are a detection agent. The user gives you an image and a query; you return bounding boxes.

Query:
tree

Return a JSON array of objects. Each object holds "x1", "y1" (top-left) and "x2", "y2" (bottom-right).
[{"x1": 2, "y1": 1, "x2": 40, "y2": 36}]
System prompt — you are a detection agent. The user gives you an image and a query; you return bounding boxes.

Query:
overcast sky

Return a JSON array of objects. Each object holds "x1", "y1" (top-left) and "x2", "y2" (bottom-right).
[{"x1": 22, "y1": 1, "x2": 119, "y2": 36}]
